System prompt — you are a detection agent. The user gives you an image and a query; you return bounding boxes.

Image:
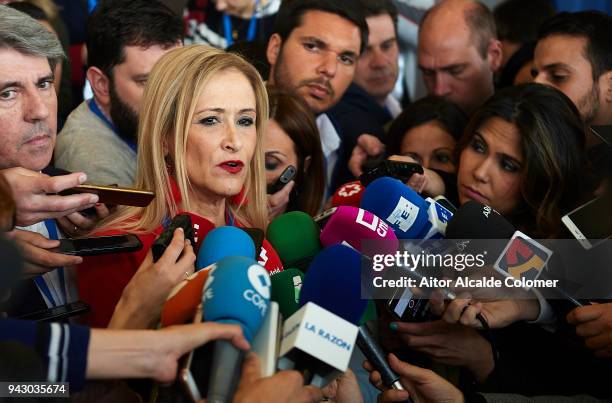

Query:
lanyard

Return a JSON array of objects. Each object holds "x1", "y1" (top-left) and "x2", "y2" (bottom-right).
[
  {"x1": 222, "y1": 0, "x2": 259, "y2": 47},
  {"x1": 33, "y1": 220, "x2": 67, "y2": 307},
  {"x1": 88, "y1": 99, "x2": 137, "y2": 153}
]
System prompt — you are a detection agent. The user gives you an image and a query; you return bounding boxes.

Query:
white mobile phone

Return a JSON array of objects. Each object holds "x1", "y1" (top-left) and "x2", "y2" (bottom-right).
[{"x1": 562, "y1": 196, "x2": 612, "y2": 250}]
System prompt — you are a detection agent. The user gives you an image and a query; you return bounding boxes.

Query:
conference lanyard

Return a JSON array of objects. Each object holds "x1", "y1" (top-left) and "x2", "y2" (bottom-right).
[
  {"x1": 223, "y1": 0, "x2": 259, "y2": 47},
  {"x1": 33, "y1": 220, "x2": 67, "y2": 307},
  {"x1": 88, "y1": 99, "x2": 137, "y2": 153}
]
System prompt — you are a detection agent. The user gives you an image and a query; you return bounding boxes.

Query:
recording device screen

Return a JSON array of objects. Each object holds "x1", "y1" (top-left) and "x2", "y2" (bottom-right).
[
  {"x1": 54, "y1": 235, "x2": 142, "y2": 256},
  {"x1": 562, "y1": 196, "x2": 612, "y2": 249},
  {"x1": 388, "y1": 286, "x2": 431, "y2": 322}
]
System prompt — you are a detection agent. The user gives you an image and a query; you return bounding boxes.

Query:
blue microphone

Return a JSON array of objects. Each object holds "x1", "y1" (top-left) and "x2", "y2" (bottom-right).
[
  {"x1": 202, "y1": 256, "x2": 271, "y2": 403},
  {"x1": 299, "y1": 244, "x2": 368, "y2": 324},
  {"x1": 196, "y1": 226, "x2": 256, "y2": 270},
  {"x1": 360, "y1": 177, "x2": 431, "y2": 239}
]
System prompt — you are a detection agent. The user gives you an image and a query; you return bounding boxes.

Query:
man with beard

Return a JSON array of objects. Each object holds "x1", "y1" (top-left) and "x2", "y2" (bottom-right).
[
  {"x1": 328, "y1": 0, "x2": 401, "y2": 186},
  {"x1": 265, "y1": 0, "x2": 368, "y2": 194},
  {"x1": 54, "y1": 0, "x2": 182, "y2": 187},
  {"x1": 533, "y1": 11, "x2": 612, "y2": 128}
]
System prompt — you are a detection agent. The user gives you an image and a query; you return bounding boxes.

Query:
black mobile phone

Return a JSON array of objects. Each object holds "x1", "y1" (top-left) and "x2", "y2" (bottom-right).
[
  {"x1": 360, "y1": 160, "x2": 423, "y2": 186},
  {"x1": 53, "y1": 234, "x2": 142, "y2": 256},
  {"x1": 152, "y1": 214, "x2": 195, "y2": 262},
  {"x1": 17, "y1": 301, "x2": 90, "y2": 322},
  {"x1": 267, "y1": 165, "x2": 297, "y2": 194}
]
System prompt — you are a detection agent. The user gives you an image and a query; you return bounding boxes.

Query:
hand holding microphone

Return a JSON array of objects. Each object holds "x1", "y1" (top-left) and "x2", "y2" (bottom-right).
[{"x1": 233, "y1": 352, "x2": 324, "y2": 403}]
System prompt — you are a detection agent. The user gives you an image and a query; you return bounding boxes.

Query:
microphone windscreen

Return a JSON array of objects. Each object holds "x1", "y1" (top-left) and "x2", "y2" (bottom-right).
[
  {"x1": 270, "y1": 268, "x2": 304, "y2": 319},
  {"x1": 320, "y1": 206, "x2": 398, "y2": 256},
  {"x1": 259, "y1": 239, "x2": 284, "y2": 275},
  {"x1": 299, "y1": 244, "x2": 368, "y2": 325},
  {"x1": 160, "y1": 266, "x2": 211, "y2": 327},
  {"x1": 446, "y1": 201, "x2": 515, "y2": 239},
  {"x1": 331, "y1": 180, "x2": 365, "y2": 207},
  {"x1": 202, "y1": 256, "x2": 271, "y2": 342},
  {"x1": 197, "y1": 226, "x2": 255, "y2": 270},
  {"x1": 267, "y1": 211, "x2": 321, "y2": 270},
  {"x1": 360, "y1": 177, "x2": 430, "y2": 239}
]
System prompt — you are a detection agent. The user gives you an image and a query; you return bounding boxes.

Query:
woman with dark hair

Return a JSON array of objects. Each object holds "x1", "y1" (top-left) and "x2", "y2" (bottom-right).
[
  {"x1": 388, "y1": 83, "x2": 596, "y2": 396},
  {"x1": 386, "y1": 97, "x2": 467, "y2": 173},
  {"x1": 265, "y1": 89, "x2": 325, "y2": 217},
  {"x1": 453, "y1": 83, "x2": 591, "y2": 238},
  {"x1": 411, "y1": 83, "x2": 592, "y2": 237}
]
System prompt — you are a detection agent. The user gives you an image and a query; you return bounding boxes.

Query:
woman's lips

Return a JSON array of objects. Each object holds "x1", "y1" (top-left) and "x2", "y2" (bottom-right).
[
  {"x1": 461, "y1": 185, "x2": 488, "y2": 204},
  {"x1": 218, "y1": 160, "x2": 244, "y2": 174}
]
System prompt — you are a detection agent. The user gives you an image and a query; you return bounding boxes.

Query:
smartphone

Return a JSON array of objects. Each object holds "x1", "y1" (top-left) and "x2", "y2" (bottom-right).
[
  {"x1": 179, "y1": 305, "x2": 214, "y2": 403},
  {"x1": 360, "y1": 160, "x2": 423, "y2": 186},
  {"x1": 387, "y1": 286, "x2": 431, "y2": 323},
  {"x1": 53, "y1": 234, "x2": 142, "y2": 256},
  {"x1": 267, "y1": 165, "x2": 296, "y2": 194},
  {"x1": 562, "y1": 196, "x2": 612, "y2": 250},
  {"x1": 17, "y1": 301, "x2": 90, "y2": 322},
  {"x1": 60, "y1": 184, "x2": 155, "y2": 207},
  {"x1": 313, "y1": 207, "x2": 337, "y2": 229},
  {"x1": 179, "y1": 305, "x2": 207, "y2": 402}
]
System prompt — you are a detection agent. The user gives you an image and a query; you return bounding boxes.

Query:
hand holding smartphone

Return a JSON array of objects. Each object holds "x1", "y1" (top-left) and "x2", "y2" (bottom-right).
[
  {"x1": 52, "y1": 234, "x2": 142, "y2": 256},
  {"x1": 60, "y1": 184, "x2": 155, "y2": 207},
  {"x1": 267, "y1": 165, "x2": 297, "y2": 194}
]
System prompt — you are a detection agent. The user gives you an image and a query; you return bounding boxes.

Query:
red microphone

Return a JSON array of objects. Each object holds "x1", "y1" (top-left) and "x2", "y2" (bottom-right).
[
  {"x1": 331, "y1": 180, "x2": 365, "y2": 208},
  {"x1": 260, "y1": 239, "x2": 284, "y2": 276}
]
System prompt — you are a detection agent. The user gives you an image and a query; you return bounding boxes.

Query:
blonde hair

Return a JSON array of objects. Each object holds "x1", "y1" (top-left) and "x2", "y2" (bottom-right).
[{"x1": 96, "y1": 45, "x2": 269, "y2": 233}]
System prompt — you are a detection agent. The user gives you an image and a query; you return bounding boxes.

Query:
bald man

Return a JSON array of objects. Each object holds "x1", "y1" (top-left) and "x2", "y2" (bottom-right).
[
  {"x1": 348, "y1": 0, "x2": 502, "y2": 178},
  {"x1": 418, "y1": 0, "x2": 502, "y2": 115}
]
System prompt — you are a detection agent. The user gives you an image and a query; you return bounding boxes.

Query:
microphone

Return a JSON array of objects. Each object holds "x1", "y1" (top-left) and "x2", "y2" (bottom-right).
[
  {"x1": 270, "y1": 268, "x2": 304, "y2": 319},
  {"x1": 360, "y1": 177, "x2": 432, "y2": 239},
  {"x1": 267, "y1": 211, "x2": 322, "y2": 272},
  {"x1": 259, "y1": 239, "x2": 284, "y2": 275},
  {"x1": 277, "y1": 245, "x2": 367, "y2": 387},
  {"x1": 160, "y1": 266, "x2": 211, "y2": 327},
  {"x1": 196, "y1": 226, "x2": 255, "y2": 270},
  {"x1": 331, "y1": 180, "x2": 365, "y2": 208},
  {"x1": 357, "y1": 325, "x2": 408, "y2": 394},
  {"x1": 445, "y1": 201, "x2": 582, "y2": 305},
  {"x1": 319, "y1": 205, "x2": 399, "y2": 256},
  {"x1": 202, "y1": 256, "x2": 271, "y2": 403}
]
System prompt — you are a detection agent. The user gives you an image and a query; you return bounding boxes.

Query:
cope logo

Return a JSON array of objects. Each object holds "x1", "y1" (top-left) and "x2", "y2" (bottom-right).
[
  {"x1": 494, "y1": 231, "x2": 552, "y2": 282},
  {"x1": 386, "y1": 196, "x2": 419, "y2": 233},
  {"x1": 244, "y1": 264, "x2": 271, "y2": 316}
]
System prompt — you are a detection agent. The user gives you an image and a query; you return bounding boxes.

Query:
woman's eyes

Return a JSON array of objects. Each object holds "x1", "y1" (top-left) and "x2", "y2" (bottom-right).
[
  {"x1": 470, "y1": 138, "x2": 486, "y2": 153},
  {"x1": 199, "y1": 116, "x2": 220, "y2": 126},
  {"x1": 199, "y1": 116, "x2": 255, "y2": 127},
  {"x1": 501, "y1": 158, "x2": 520, "y2": 173},
  {"x1": 434, "y1": 152, "x2": 452, "y2": 164},
  {"x1": 238, "y1": 117, "x2": 254, "y2": 127}
]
